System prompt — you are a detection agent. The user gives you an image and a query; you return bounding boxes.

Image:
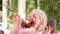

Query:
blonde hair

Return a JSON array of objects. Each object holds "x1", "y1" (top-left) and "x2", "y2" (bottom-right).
[
  {"x1": 31, "y1": 9, "x2": 47, "y2": 32},
  {"x1": 37, "y1": 10, "x2": 47, "y2": 32}
]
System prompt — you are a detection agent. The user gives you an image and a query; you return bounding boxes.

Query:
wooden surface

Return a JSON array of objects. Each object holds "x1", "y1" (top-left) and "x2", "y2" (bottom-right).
[{"x1": 47, "y1": 19, "x2": 57, "y2": 33}]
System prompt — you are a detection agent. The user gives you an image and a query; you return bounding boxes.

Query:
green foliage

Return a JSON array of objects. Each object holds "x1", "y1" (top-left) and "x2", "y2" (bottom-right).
[
  {"x1": 8, "y1": 0, "x2": 18, "y2": 24},
  {"x1": 11, "y1": 0, "x2": 18, "y2": 13},
  {"x1": 40, "y1": 0, "x2": 60, "y2": 19},
  {"x1": 57, "y1": 19, "x2": 60, "y2": 32},
  {"x1": 26, "y1": 0, "x2": 37, "y2": 11},
  {"x1": 26, "y1": 0, "x2": 37, "y2": 16},
  {"x1": 26, "y1": 0, "x2": 60, "y2": 19},
  {"x1": 0, "y1": 0, "x2": 2, "y2": 4}
]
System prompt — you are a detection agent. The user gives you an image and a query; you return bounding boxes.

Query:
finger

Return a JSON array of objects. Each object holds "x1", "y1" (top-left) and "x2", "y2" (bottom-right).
[
  {"x1": 13, "y1": 14, "x2": 20, "y2": 24},
  {"x1": 13, "y1": 13, "x2": 22, "y2": 27},
  {"x1": 49, "y1": 25, "x2": 53, "y2": 31},
  {"x1": 16, "y1": 14, "x2": 21, "y2": 22},
  {"x1": 51, "y1": 26, "x2": 53, "y2": 31},
  {"x1": 15, "y1": 14, "x2": 22, "y2": 27},
  {"x1": 14, "y1": 14, "x2": 22, "y2": 23},
  {"x1": 48, "y1": 25, "x2": 51, "y2": 31},
  {"x1": 48, "y1": 25, "x2": 53, "y2": 32},
  {"x1": 13, "y1": 15, "x2": 18, "y2": 24},
  {"x1": 13, "y1": 14, "x2": 19, "y2": 28},
  {"x1": 45, "y1": 26, "x2": 48, "y2": 30}
]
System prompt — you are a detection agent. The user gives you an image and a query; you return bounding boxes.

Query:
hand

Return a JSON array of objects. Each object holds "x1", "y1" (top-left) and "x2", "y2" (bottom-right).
[
  {"x1": 42, "y1": 25, "x2": 53, "y2": 34},
  {"x1": 13, "y1": 13, "x2": 22, "y2": 34},
  {"x1": 13, "y1": 13, "x2": 37, "y2": 34},
  {"x1": 13, "y1": 13, "x2": 22, "y2": 28}
]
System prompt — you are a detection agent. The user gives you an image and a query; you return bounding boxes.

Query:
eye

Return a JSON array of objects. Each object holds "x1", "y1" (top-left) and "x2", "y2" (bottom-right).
[{"x1": 33, "y1": 14, "x2": 36, "y2": 19}]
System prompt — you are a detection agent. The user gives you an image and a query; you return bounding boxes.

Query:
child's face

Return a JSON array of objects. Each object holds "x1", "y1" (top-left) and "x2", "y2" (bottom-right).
[{"x1": 27, "y1": 10, "x2": 43, "y2": 30}]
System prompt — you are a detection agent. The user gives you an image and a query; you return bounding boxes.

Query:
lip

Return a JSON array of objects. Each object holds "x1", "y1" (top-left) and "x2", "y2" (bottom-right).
[{"x1": 21, "y1": 20, "x2": 32, "y2": 28}]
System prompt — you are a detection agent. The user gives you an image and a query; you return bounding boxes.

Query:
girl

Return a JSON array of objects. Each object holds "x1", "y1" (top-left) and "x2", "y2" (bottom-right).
[{"x1": 12, "y1": 10, "x2": 53, "y2": 34}]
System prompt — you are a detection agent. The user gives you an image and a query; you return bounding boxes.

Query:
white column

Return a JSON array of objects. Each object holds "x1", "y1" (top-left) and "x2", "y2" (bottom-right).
[
  {"x1": 18, "y1": 0, "x2": 26, "y2": 19},
  {"x1": 2, "y1": 0, "x2": 8, "y2": 29}
]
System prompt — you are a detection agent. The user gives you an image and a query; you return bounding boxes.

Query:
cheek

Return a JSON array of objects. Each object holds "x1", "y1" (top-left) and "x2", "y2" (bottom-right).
[
  {"x1": 39, "y1": 20, "x2": 44, "y2": 26},
  {"x1": 27, "y1": 18, "x2": 30, "y2": 21}
]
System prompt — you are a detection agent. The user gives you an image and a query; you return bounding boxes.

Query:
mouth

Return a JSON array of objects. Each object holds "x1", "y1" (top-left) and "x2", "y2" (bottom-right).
[{"x1": 21, "y1": 20, "x2": 32, "y2": 29}]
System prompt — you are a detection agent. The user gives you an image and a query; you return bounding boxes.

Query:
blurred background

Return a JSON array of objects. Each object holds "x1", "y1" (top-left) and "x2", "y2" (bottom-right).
[
  {"x1": 7, "y1": 0, "x2": 60, "y2": 32},
  {"x1": 0, "y1": 0, "x2": 2, "y2": 22}
]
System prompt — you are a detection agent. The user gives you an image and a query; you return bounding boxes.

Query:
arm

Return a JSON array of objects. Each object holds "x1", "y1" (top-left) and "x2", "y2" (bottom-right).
[
  {"x1": 20, "y1": 27, "x2": 37, "y2": 34},
  {"x1": 12, "y1": 13, "x2": 22, "y2": 34},
  {"x1": 13, "y1": 13, "x2": 37, "y2": 34}
]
